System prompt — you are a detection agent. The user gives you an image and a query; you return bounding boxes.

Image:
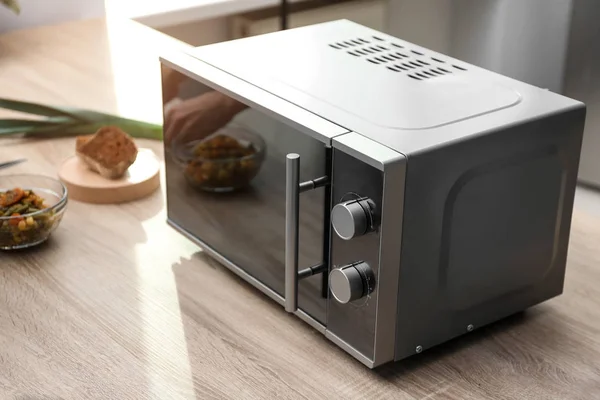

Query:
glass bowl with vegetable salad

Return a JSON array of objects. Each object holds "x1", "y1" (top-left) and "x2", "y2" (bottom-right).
[{"x1": 0, "y1": 174, "x2": 68, "y2": 250}]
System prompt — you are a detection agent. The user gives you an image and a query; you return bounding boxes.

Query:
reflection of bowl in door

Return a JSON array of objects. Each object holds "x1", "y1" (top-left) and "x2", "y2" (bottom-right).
[{"x1": 174, "y1": 126, "x2": 266, "y2": 192}]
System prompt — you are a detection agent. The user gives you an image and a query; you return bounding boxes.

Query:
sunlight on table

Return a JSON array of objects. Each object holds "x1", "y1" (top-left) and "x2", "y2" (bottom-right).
[{"x1": 104, "y1": 16, "x2": 191, "y2": 126}]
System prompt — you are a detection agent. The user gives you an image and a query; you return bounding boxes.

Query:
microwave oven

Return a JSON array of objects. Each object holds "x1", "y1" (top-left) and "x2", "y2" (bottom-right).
[{"x1": 159, "y1": 20, "x2": 586, "y2": 368}]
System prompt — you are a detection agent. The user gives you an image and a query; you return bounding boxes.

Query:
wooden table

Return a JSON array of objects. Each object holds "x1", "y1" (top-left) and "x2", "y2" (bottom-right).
[{"x1": 1, "y1": 17, "x2": 600, "y2": 400}]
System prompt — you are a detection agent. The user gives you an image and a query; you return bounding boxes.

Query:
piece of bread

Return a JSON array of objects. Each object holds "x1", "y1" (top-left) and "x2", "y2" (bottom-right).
[{"x1": 76, "y1": 126, "x2": 138, "y2": 179}]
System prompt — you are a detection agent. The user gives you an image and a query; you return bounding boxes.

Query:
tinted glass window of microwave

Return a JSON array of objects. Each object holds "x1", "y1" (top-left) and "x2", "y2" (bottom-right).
[{"x1": 162, "y1": 66, "x2": 328, "y2": 323}]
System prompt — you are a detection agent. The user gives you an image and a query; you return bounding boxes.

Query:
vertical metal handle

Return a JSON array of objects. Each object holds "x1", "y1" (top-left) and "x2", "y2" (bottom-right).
[{"x1": 285, "y1": 153, "x2": 300, "y2": 313}]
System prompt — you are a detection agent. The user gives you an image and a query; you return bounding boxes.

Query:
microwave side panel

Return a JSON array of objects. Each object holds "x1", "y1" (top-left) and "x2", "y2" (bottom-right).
[{"x1": 394, "y1": 104, "x2": 586, "y2": 361}]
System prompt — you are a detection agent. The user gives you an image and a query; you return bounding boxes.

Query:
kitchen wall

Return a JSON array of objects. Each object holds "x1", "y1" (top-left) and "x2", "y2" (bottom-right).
[
  {"x1": 0, "y1": 0, "x2": 105, "y2": 34},
  {"x1": 153, "y1": 0, "x2": 387, "y2": 47},
  {"x1": 384, "y1": 0, "x2": 454, "y2": 55},
  {"x1": 563, "y1": 0, "x2": 600, "y2": 187},
  {"x1": 453, "y1": 0, "x2": 573, "y2": 93}
]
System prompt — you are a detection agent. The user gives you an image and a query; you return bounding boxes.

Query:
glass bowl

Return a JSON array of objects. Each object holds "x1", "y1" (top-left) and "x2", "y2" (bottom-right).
[
  {"x1": 0, "y1": 174, "x2": 68, "y2": 250},
  {"x1": 173, "y1": 125, "x2": 266, "y2": 192}
]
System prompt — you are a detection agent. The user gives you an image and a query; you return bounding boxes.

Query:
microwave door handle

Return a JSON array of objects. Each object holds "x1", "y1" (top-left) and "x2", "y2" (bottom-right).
[{"x1": 285, "y1": 153, "x2": 300, "y2": 313}]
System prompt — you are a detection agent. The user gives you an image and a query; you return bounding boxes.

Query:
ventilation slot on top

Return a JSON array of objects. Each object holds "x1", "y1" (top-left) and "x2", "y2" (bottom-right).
[
  {"x1": 330, "y1": 38, "x2": 372, "y2": 50},
  {"x1": 328, "y1": 38, "x2": 468, "y2": 81},
  {"x1": 404, "y1": 67, "x2": 454, "y2": 80}
]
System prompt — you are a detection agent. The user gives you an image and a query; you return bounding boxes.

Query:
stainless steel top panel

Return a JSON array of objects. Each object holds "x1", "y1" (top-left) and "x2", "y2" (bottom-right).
[{"x1": 186, "y1": 19, "x2": 585, "y2": 156}]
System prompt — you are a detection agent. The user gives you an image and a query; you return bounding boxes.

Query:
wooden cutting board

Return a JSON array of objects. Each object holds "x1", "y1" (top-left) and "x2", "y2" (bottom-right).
[{"x1": 58, "y1": 148, "x2": 160, "y2": 204}]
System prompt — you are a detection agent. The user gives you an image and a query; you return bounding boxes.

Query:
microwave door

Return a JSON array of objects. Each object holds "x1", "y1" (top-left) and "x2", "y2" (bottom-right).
[{"x1": 162, "y1": 64, "x2": 329, "y2": 324}]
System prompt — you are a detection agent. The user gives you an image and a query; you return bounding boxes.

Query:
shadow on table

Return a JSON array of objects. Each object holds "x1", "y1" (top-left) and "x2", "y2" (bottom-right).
[
  {"x1": 170, "y1": 248, "x2": 585, "y2": 399},
  {"x1": 375, "y1": 310, "x2": 530, "y2": 378},
  {"x1": 370, "y1": 305, "x2": 588, "y2": 399}
]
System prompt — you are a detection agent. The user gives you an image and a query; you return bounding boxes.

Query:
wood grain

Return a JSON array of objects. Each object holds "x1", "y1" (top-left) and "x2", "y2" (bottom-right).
[{"x1": 0, "y1": 17, "x2": 599, "y2": 400}]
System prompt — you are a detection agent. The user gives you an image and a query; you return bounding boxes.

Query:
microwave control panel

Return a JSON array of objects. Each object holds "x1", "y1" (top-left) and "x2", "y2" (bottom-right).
[{"x1": 328, "y1": 149, "x2": 384, "y2": 361}]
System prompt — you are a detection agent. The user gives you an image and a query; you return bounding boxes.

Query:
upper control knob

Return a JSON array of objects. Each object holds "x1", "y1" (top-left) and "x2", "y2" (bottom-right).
[
  {"x1": 331, "y1": 198, "x2": 376, "y2": 240},
  {"x1": 329, "y1": 262, "x2": 374, "y2": 304}
]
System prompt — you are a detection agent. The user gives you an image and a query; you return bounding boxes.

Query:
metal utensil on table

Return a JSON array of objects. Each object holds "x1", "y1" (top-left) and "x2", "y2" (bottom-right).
[{"x1": 0, "y1": 158, "x2": 27, "y2": 170}]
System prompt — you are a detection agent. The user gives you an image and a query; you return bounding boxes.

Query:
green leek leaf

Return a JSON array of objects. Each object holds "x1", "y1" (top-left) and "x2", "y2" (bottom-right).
[
  {"x1": 0, "y1": 97, "x2": 163, "y2": 141},
  {"x1": 1, "y1": 0, "x2": 20, "y2": 14},
  {"x1": 0, "y1": 98, "x2": 82, "y2": 120},
  {"x1": 0, "y1": 118, "x2": 76, "y2": 135}
]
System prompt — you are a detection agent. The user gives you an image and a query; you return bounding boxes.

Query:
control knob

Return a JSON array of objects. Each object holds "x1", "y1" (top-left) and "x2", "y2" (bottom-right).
[
  {"x1": 331, "y1": 198, "x2": 376, "y2": 240},
  {"x1": 329, "y1": 262, "x2": 375, "y2": 304}
]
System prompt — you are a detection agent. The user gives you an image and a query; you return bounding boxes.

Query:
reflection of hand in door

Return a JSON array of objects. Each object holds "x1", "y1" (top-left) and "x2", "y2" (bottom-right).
[{"x1": 164, "y1": 90, "x2": 248, "y2": 146}]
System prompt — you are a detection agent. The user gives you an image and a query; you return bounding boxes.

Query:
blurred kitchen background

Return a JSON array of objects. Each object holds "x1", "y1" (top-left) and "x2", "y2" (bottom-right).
[{"x1": 1, "y1": 0, "x2": 599, "y2": 188}]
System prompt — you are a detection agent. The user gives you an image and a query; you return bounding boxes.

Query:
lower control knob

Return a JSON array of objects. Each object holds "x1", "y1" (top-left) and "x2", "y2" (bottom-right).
[{"x1": 329, "y1": 262, "x2": 374, "y2": 304}]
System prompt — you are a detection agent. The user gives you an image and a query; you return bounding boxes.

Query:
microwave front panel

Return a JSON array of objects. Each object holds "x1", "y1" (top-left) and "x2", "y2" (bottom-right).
[{"x1": 161, "y1": 62, "x2": 329, "y2": 324}]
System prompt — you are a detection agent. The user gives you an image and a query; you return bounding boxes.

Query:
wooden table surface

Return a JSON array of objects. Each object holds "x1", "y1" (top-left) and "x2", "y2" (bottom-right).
[{"x1": 1, "y1": 17, "x2": 600, "y2": 400}]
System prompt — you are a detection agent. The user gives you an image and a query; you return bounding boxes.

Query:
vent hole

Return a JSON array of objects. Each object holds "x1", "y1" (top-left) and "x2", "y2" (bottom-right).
[
  {"x1": 392, "y1": 43, "x2": 404, "y2": 49},
  {"x1": 369, "y1": 46, "x2": 382, "y2": 52},
  {"x1": 422, "y1": 71, "x2": 437, "y2": 77},
  {"x1": 377, "y1": 45, "x2": 389, "y2": 51},
  {"x1": 417, "y1": 60, "x2": 430, "y2": 66},
  {"x1": 347, "y1": 51, "x2": 360, "y2": 57},
  {"x1": 408, "y1": 74, "x2": 422, "y2": 81},
  {"x1": 381, "y1": 55, "x2": 396, "y2": 62},
  {"x1": 395, "y1": 64, "x2": 409, "y2": 71},
  {"x1": 431, "y1": 57, "x2": 445, "y2": 63},
  {"x1": 415, "y1": 72, "x2": 429, "y2": 79},
  {"x1": 389, "y1": 54, "x2": 402, "y2": 60},
  {"x1": 373, "y1": 36, "x2": 384, "y2": 41},
  {"x1": 359, "y1": 38, "x2": 370, "y2": 44},
  {"x1": 355, "y1": 50, "x2": 367, "y2": 56},
  {"x1": 337, "y1": 42, "x2": 348, "y2": 48},
  {"x1": 396, "y1": 52, "x2": 409, "y2": 58},
  {"x1": 429, "y1": 69, "x2": 444, "y2": 75},
  {"x1": 374, "y1": 57, "x2": 388, "y2": 63},
  {"x1": 411, "y1": 50, "x2": 425, "y2": 55},
  {"x1": 402, "y1": 63, "x2": 416, "y2": 69},
  {"x1": 367, "y1": 59, "x2": 380, "y2": 65},
  {"x1": 351, "y1": 39, "x2": 363, "y2": 45},
  {"x1": 329, "y1": 44, "x2": 341, "y2": 50},
  {"x1": 408, "y1": 61, "x2": 422, "y2": 68},
  {"x1": 344, "y1": 41, "x2": 356, "y2": 47},
  {"x1": 362, "y1": 48, "x2": 374, "y2": 54},
  {"x1": 438, "y1": 67, "x2": 451, "y2": 73},
  {"x1": 387, "y1": 66, "x2": 401, "y2": 72},
  {"x1": 453, "y1": 64, "x2": 467, "y2": 71}
]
